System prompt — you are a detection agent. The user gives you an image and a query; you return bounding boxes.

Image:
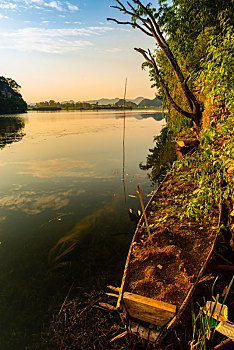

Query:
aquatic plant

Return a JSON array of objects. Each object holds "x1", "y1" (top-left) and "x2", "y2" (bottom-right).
[{"x1": 48, "y1": 209, "x2": 105, "y2": 267}]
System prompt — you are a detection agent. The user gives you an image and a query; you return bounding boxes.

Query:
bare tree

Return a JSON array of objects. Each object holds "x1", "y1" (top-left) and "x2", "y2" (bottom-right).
[{"x1": 107, "y1": 0, "x2": 203, "y2": 131}]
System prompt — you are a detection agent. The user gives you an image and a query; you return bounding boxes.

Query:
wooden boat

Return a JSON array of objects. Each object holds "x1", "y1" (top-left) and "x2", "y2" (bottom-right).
[{"x1": 106, "y1": 171, "x2": 221, "y2": 344}]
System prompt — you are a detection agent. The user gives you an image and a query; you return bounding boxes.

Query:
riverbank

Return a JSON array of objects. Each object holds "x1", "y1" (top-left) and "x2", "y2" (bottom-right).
[{"x1": 47, "y1": 109, "x2": 234, "y2": 349}]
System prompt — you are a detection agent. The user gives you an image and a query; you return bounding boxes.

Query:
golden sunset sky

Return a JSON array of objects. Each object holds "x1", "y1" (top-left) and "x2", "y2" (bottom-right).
[{"x1": 0, "y1": 0, "x2": 158, "y2": 102}]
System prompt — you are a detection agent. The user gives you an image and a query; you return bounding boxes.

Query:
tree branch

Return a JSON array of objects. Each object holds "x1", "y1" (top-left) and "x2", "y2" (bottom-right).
[
  {"x1": 107, "y1": 18, "x2": 153, "y2": 37},
  {"x1": 132, "y1": 0, "x2": 168, "y2": 46},
  {"x1": 135, "y1": 48, "x2": 195, "y2": 120},
  {"x1": 132, "y1": 1, "x2": 198, "y2": 112},
  {"x1": 110, "y1": 1, "x2": 153, "y2": 34}
]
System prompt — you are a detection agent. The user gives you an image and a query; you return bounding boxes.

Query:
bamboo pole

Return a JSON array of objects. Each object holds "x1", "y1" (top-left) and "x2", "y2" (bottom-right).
[
  {"x1": 137, "y1": 184, "x2": 153, "y2": 244},
  {"x1": 122, "y1": 77, "x2": 127, "y2": 203}
]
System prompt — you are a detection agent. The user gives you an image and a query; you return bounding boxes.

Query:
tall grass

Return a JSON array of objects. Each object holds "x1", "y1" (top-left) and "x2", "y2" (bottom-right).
[{"x1": 190, "y1": 276, "x2": 234, "y2": 349}]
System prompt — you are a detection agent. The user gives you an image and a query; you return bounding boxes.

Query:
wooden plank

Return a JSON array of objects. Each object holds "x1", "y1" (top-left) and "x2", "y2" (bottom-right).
[
  {"x1": 123, "y1": 292, "x2": 176, "y2": 326},
  {"x1": 129, "y1": 321, "x2": 160, "y2": 342}
]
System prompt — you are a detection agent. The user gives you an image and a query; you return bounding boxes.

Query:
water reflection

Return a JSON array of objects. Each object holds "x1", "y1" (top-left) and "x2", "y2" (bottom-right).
[
  {"x1": 140, "y1": 126, "x2": 176, "y2": 184},
  {"x1": 140, "y1": 111, "x2": 164, "y2": 121},
  {"x1": 0, "y1": 116, "x2": 25, "y2": 149},
  {"x1": 115, "y1": 110, "x2": 164, "y2": 122},
  {"x1": 2, "y1": 158, "x2": 96, "y2": 178},
  {"x1": 0, "y1": 188, "x2": 85, "y2": 215}
]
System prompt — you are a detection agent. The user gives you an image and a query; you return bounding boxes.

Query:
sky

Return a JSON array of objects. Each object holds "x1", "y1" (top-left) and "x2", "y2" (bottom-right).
[{"x1": 0, "y1": 0, "x2": 160, "y2": 103}]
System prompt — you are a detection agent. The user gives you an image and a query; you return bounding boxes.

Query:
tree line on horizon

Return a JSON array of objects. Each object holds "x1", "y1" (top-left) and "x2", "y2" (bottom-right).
[{"x1": 31, "y1": 97, "x2": 162, "y2": 110}]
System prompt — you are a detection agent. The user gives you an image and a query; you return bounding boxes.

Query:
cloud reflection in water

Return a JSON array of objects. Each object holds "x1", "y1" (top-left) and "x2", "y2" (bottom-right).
[{"x1": 0, "y1": 189, "x2": 85, "y2": 215}]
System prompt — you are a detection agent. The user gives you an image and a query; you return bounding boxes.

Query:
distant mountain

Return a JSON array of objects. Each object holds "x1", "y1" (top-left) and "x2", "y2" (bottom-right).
[
  {"x1": 85, "y1": 98, "x2": 120, "y2": 105},
  {"x1": 138, "y1": 98, "x2": 162, "y2": 108},
  {"x1": 129, "y1": 96, "x2": 145, "y2": 105},
  {"x1": 85, "y1": 96, "x2": 146, "y2": 106},
  {"x1": 115, "y1": 99, "x2": 138, "y2": 107}
]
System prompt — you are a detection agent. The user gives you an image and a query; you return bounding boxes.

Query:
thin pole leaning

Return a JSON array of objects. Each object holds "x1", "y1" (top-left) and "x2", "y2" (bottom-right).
[{"x1": 122, "y1": 77, "x2": 127, "y2": 203}]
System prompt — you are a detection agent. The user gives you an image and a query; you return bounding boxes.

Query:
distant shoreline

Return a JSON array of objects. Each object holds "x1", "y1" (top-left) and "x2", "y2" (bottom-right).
[{"x1": 28, "y1": 106, "x2": 163, "y2": 112}]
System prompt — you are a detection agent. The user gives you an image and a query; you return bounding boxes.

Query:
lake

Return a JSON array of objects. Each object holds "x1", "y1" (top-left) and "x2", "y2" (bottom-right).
[{"x1": 0, "y1": 109, "x2": 164, "y2": 348}]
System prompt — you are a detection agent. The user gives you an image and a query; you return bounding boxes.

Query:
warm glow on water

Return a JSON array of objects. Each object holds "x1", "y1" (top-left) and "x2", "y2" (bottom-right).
[{"x1": 0, "y1": 109, "x2": 164, "y2": 347}]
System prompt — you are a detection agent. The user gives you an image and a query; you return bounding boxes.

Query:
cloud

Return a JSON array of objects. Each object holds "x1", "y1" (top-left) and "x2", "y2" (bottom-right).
[
  {"x1": 105, "y1": 48, "x2": 121, "y2": 53},
  {"x1": 27, "y1": 0, "x2": 45, "y2": 4},
  {"x1": 66, "y1": 2, "x2": 78, "y2": 11},
  {"x1": 0, "y1": 12, "x2": 8, "y2": 19},
  {"x1": 0, "y1": 1, "x2": 79, "y2": 12},
  {"x1": 65, "y1": 21, "x2": 81, "y2": 24},
  {"x1": 0, "y1": 3, "x2": 17, "y2": 9},
  {"x1": 0, "y1": 26, "x2": 114, "y2": 53},
  {"x1": 45, "y1": 1, "x2": 62, "y2": 11}
]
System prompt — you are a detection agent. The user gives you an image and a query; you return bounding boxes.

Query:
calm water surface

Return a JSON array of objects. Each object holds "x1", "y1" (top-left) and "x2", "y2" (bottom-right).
[{"x1": 0, "y1": 110, "x2": 164, "y2": 348}]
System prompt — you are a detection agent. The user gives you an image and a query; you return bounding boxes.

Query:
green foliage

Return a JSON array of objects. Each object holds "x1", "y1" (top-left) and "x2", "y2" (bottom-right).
[
  {"x1": 198, "y1": 18, "x2": 234, "y2": 112},
  {"x1": 185, "y1": 27, "x2": 215, "y2": 75},
  {"x1": 140, "y1": 1, "x2": 233, "y2": 132},
  {"x1": 171, "y1": 111, "x2": 234, "y2": 219},
  {"x1": 157, "y1": 0, "x2": 234, "y2": 55}
]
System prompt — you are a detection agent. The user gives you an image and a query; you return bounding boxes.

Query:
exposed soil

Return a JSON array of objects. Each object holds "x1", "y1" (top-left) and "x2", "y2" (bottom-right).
[
  {"x1": 125, "y1": 174, "x2": 220, "y2": 308},
  {"x1": 48, "y1": 171, "x2": 234, "y2": 350}
]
